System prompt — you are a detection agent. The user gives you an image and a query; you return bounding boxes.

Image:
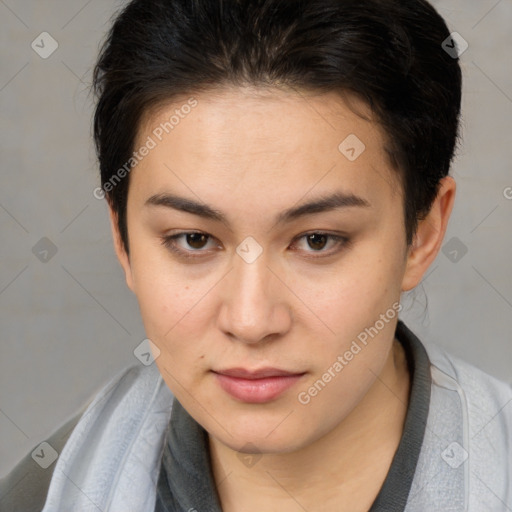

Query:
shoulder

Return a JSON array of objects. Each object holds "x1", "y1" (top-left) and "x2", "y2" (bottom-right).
[
  {"x1": 0, "y1": 410, "x2": 83, "y2": 512},
  {"x1": 0, "y1": 364, "x2": 152, "y2": 512},
  {"x1": 422, "y1": 337, "x2": 512, "y2": 509},
  {"x1": 402, "y1": 325, "x2": 512, "y2": 510},
  {"x1": 424, "y1": 338, "x2": 512, "y2": 428}
]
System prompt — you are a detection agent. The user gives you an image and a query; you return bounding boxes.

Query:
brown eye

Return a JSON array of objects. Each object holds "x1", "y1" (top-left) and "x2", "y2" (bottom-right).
[
  {"x1": 186, "y1": 232, "x2": 209, "y2": 249},
  {"x1": 160, "y1": 231, "x2": 217, "y2": 259},
  {"x1": 291, "y1": 232, "x2": 349, "y2": 258},
  {"x1": 306, "y1": 233, "x2": 329, "y2": 251}
]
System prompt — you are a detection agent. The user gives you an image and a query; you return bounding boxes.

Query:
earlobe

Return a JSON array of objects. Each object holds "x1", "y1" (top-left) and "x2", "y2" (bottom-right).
[
  {"x1": 107, "y1": 205, "x2": 135, "y2": 292},
  {"x1": 401, "y1": 176, "x2": 456, "y2": 292}
]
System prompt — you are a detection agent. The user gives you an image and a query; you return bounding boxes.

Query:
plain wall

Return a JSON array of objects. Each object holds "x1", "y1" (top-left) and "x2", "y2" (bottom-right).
[{"x1": 1, "y1": 0, "x2": 511, "y2": 477}]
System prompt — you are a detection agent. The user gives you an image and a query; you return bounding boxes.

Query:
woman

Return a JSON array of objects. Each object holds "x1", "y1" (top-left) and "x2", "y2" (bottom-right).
[{"x1": 1, "y1": 0, "x2": 511, "y2": 511}]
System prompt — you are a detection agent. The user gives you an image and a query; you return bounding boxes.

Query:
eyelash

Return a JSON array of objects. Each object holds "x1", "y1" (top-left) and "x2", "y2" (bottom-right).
[{"x1": 160, "y1": 231, "x2": 350, "y2": 261}]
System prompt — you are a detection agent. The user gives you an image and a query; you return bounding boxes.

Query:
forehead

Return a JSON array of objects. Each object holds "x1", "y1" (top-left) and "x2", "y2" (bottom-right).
[{"x1": 132, "y1": 86, "x2": 399, "y2": 207}]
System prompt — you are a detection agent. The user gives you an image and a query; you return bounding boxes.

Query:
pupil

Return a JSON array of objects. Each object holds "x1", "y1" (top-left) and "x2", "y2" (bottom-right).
[
  {"x1": 308, "y1": 234, "x2": 327, "y2": 251},
  {"x1": 187, "y1": 233, "x2": 207, "y2": 249}
]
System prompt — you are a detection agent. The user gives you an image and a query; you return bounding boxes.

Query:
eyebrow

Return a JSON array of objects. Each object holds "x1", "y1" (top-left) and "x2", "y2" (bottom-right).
[{"x1": 145, "y1": 191, "x2": 371, "y2": 226}]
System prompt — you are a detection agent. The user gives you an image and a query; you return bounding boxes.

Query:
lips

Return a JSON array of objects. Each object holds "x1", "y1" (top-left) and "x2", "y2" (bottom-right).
[
  {"x1": 212, "y1": 367, "x2": 306, "y2": 403},
  {"x1": 214, "y1": 367, "x2": 303, "y2": 379}
]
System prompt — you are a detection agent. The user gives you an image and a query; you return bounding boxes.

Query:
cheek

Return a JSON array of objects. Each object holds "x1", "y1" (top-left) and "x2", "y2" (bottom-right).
[
  {"x1": 137, "y1": 278, "x2": 212, "y2": 341},
  {"x1": 303, "y1": 254, "x2": 402, "y2": 332},
  {"x1": 131, "y1": 260, "x2": 223, "y2": 377},
  {"x1": 296, "y1": 247, "x2": 404, "y2": 384},
  {"x1": 129, "y1": 233, "x2": 209, "y2": 328},
  {"x1": 295, "y1": 272, "x2": 401, "y2": 425},
  {"x1": 135, "y1": 273, "x2": 214, "y2": 394}
]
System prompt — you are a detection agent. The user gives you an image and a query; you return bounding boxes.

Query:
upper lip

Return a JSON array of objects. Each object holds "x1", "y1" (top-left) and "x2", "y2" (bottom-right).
[{"x1": 213, "y1": 367, "x2": 305, "y2": 379}]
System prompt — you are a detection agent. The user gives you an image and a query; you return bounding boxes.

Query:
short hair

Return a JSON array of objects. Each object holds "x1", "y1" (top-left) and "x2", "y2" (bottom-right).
[{"x1": 92, "y1": 0, "x2": 462, "y2": 254}]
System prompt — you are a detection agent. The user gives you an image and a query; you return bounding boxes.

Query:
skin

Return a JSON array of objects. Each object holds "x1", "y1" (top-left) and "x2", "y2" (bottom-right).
[{"x1": 109, "y1": 86, "x2": 455, "y2": 511}]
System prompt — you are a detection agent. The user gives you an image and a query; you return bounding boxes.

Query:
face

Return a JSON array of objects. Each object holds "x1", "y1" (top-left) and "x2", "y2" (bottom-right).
[{"x1": 113, "y1": 86, "x2": 417, "y2": 454}]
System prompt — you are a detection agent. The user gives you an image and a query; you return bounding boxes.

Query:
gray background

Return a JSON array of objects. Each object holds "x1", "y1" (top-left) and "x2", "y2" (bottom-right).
[{"x1": 0, "y1": 0, "x2": 511, "y2": 477}]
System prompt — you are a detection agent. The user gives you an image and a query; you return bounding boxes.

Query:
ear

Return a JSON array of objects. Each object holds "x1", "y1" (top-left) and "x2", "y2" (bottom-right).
[
  {"x1": 108, "y1": 204, "x2": 135, "y2": 292},
  {"x1": 401, "y1": 176, "x2": 456, "y2": 292}
]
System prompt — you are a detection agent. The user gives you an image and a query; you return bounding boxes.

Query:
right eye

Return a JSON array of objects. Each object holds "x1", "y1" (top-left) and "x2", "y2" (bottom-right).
[{"x1": 160, "y1": 231, "x2": 220, "y2": 259}]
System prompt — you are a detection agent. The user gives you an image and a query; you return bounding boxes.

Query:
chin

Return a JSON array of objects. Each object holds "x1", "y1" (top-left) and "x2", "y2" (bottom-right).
[{"x1": 208, "y1": 415, "x2": 311, "y2": 455}]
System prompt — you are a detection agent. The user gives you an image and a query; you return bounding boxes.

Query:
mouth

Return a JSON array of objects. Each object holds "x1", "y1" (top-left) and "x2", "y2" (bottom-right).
[{"x1": 212, "y1": 367, "x2": 307, "y2": 403}]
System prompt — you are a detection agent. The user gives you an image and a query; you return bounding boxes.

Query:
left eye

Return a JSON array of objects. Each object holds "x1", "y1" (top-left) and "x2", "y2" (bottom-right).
[{"x1": 291, "y1": 232, "x2": 347, "y2": 255}]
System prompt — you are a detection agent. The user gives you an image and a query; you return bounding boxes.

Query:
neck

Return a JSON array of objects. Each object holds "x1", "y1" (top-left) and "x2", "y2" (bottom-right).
[{"x1": 208, "y1": 338, "x2": 411, "y2": 512}]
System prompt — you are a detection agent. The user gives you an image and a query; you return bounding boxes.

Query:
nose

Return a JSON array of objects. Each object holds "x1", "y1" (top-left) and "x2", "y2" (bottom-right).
[{"x1": 216, "y1": 250, "x2": 292, "y2": 345}]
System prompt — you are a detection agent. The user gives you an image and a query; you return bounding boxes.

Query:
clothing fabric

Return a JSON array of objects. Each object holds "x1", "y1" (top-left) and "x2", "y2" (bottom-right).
[
  {"x1": 0, "y1": 412, "x2": 83, "y2": 512},
  {"x1": 1, "y1": 321, "x2": 511, "y2": 511},
  {"x1": 154, "y1": 320, "x2": 433, "y2": 512}
]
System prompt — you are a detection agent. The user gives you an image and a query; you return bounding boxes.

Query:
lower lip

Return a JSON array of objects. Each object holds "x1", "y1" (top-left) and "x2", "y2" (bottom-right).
[{"x1": 213, "y1": 372, "x2": 305, "y2": 403}]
